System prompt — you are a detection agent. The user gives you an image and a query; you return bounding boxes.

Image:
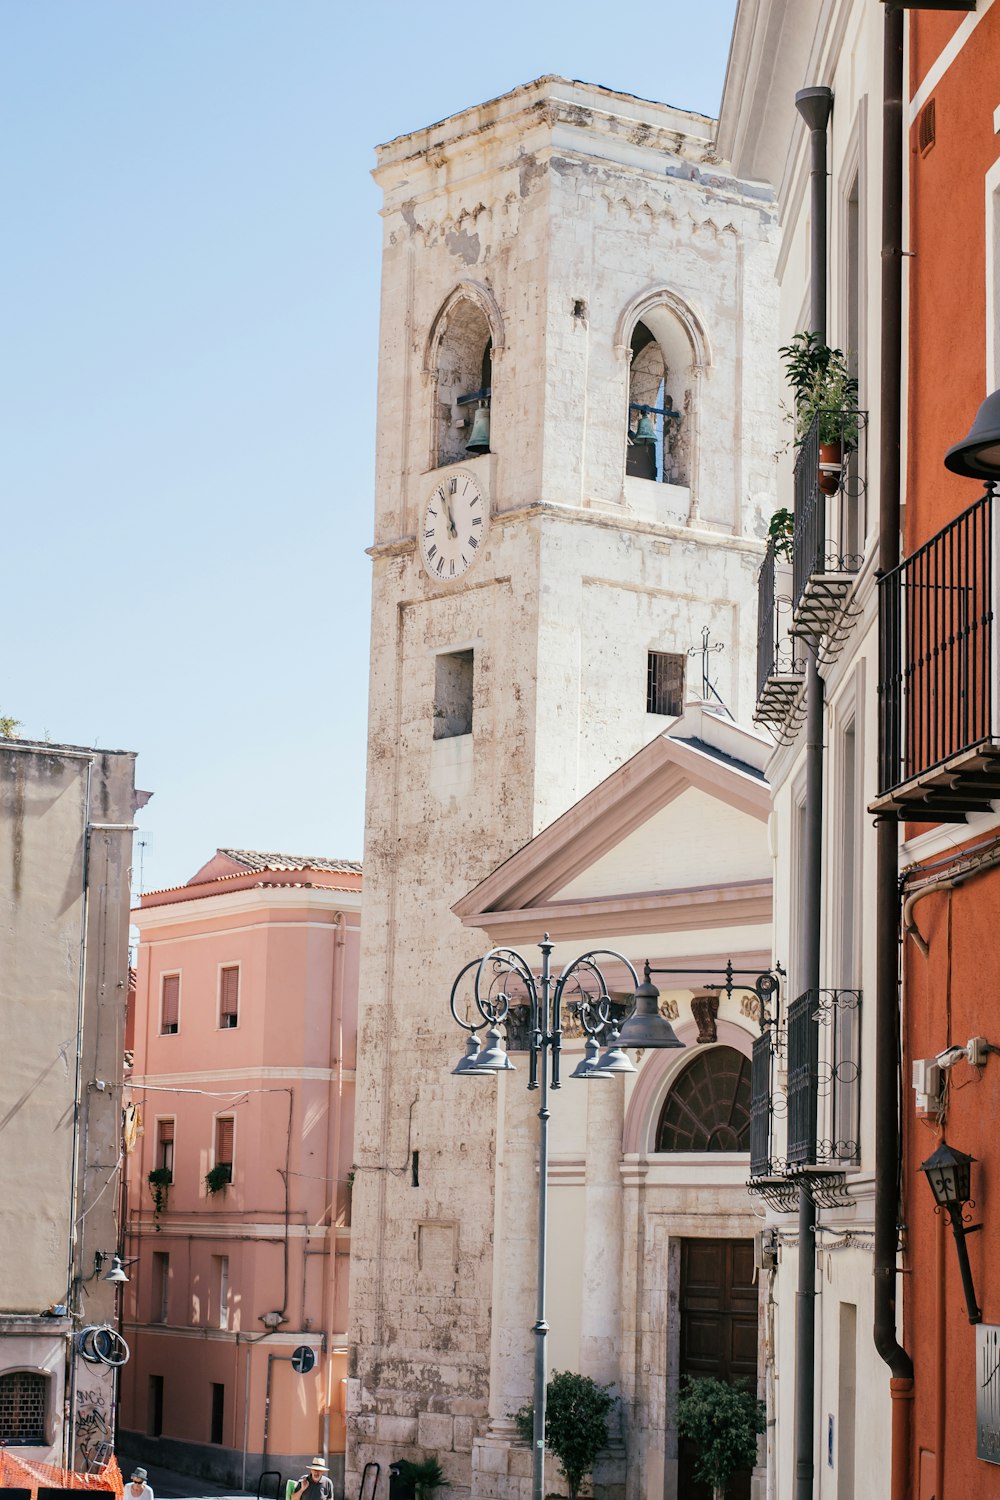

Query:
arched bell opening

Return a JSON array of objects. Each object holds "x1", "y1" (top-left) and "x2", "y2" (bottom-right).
[{"x1": 433, "y1": 298, "x2": 493, "y2": 467}]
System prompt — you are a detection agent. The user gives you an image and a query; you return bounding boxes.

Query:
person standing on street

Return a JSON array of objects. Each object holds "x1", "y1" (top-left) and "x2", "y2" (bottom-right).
[
  {"x1": 292, "y1": 1457, "x2": 333, "y2": 1500},
  {"x1": 128, "y1": 1467, "x2": 154, "y2": 1500}
]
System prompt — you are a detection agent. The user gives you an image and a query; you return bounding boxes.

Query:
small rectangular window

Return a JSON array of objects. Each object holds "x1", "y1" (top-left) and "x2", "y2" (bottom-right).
[
  {"x1": 219, "y1": 966, "x2": 239, "y2": 1028},
  {"x1": 148, "y1": 1375, "x2": 163, "y2": 1438},
  {"x1": 157, "y1": 1119, "x2": 175, "y2": 1181},
  {"x1": 210, "y1": 1383, "x2": 225, "y2": 1446},
  {"x1": 213, "y1": 1254, "x2": 230, "y2": 1330},
  {"x1": 646, "y1": 651, "x2": 685, "y2": 716},
  {"x1": 215, "y1": 1116, "x2": 234, "y2": 1170},
  {"x1": 160, "y1": 974, "x2": 180, "y2": 1034},
  {"x1": 433, "y1": 649, "x2": 474, "y2": 739},
  {"x1": 918, "y1": 98, "x2": 936, "y2": 156},
  {"x1": 152, "y1": 1252, "x2": 169, "y2": 1324}
]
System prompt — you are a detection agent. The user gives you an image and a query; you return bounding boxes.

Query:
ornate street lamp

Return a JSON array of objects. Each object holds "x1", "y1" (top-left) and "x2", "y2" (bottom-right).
[
  {"x1": 918, "y1": 1140, "x2": 983, "y2": 1324},
  {"x1": 944, "y1": 388, "x2": 1000, "y2": 482},
  {"x1": 449, "y1": 934, "x2": 683, "y2": 1500}
]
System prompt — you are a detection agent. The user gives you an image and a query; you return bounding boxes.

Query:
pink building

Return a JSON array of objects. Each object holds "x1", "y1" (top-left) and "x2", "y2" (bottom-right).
[{"x1": 119, "y1": 850, "x2": 361, "y2": 1495}]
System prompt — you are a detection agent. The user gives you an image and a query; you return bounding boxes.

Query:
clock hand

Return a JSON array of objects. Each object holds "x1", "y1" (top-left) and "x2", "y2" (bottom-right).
[{"x1": 441, "y1": 494, "x2": 458, "y2": 537}]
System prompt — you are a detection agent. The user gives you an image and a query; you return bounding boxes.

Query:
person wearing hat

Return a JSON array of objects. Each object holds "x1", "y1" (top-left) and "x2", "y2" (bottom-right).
[
  {"x1": 292, "y1": 1458, "x2": 332, "y2": 1500},
  {"x1": 128, "y1": 1468, "x2": 153, "y2": 1500}
]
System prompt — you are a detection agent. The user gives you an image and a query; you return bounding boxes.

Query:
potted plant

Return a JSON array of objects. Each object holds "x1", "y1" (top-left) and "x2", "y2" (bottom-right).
[
  {"x1": 147, "y1": 1166, "x2": 172, "y2": 1226},
  {"x1": 204, "y1": 1163, "x2": 232, "y2": 1196},
  {"x1": 779, "y1": 331, "x2": 859, "y2": 494},
  {"x1": 767, "y1": 506, "x2": 795, "y2": 562},
  {"x1": 514, "y1": 1370, "x2": 615, "y2": 1499},
  {"x1": 672, "y1": 1375, "x2": 765, "y2": 1500},
  {"x1": 387, "y1": 1458, "x2": 444, "y2": 1499}
]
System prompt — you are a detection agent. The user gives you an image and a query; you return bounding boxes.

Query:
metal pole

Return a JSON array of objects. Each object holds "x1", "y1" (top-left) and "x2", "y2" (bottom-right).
[{"x1": 531, "y1": 937, "x2": 553, "y2": 1500}]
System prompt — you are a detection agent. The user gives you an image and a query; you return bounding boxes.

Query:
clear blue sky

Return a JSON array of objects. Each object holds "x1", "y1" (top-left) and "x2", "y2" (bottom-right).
[{"x1": 3, "y1": 1, "x2": 738, "y2": 894}]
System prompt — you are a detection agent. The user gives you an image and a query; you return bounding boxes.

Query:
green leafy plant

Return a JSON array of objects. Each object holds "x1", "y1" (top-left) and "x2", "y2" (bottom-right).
[
  {"x1": 205, "y1": 1163, "x2": 232, "y2": 1196},
  {"x1": 0, "y1": 714, "x2": 20, "y2": 738},
  {"x1": 767, "y1": 506, "x2": 795, "y2": 561},
  {"x1": 779, "y1": 331, "x2": 859, "y2": 448},
  {"x1": 147, "y1": 1166, "x2": 172, "y2": 1226},
  {"x1": 514, "y1": 1370, "x2": 615, "y2": 1499},
  {"x1": 390, "y1": 1458, "x2": 444, "y2": 1497},
  {"x1": 672, "y1": 1375, "x2": 765, "y2": 1500}
]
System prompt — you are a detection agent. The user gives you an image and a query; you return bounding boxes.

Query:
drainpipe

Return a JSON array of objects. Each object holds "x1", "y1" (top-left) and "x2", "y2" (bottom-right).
[
  {"x1": 873, "y1": 11, "x2": 914, "y2": 1500},
  {"x1": 323, "y1": 911, "x2": 347, "y2": 1470},
  {"x1": 792, "y1": 82, "x2": 833, "y2": 1500}
]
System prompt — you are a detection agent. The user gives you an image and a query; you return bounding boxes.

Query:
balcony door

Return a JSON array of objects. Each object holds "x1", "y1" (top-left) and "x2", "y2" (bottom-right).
[{"x1": 678, "y1": 1237, "x2": 758, "y2": 1500}]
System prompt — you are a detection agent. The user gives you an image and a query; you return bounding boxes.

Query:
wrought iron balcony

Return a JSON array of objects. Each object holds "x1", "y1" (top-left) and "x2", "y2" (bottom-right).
[
  {"x1": 786, "y1": 987, "x2": 862, "y2": 1170},
  {"x1": 791, "y1": 407, "x2": 869, "y2": 638},
  {"x1": 755, "y1": 538, "x2": 804, "y2": 735},
  {"x1": 874, "y1": 488, "x2": 1000, "y2": 821}
]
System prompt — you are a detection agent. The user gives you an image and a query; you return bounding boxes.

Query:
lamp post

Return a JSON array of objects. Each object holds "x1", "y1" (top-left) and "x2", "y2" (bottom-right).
[{"x1": 449, "y1": 934, "x2": 683, "y2": 1500}]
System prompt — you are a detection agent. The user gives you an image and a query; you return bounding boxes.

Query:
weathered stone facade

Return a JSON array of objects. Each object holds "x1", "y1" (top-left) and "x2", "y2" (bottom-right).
[{"x1": 348, "y1": 77, "x2": 779, "y2": 1497}]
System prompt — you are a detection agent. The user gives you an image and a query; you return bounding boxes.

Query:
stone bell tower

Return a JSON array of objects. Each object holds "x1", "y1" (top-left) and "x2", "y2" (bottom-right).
[{"x1": 346, "y1": 77, "x2": 778, "y2": 1497}]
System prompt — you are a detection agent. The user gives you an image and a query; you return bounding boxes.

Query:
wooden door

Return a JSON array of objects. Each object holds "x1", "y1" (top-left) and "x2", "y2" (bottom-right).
[{"x1": 678, "y1": 1238, "x2": 758, "y2": 1500}]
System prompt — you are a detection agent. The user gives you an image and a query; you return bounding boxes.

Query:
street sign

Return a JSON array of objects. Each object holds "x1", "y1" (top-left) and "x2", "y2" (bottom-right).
[{"x1": 291, "y1": 1345, "x2": 316, "y2": 1374}]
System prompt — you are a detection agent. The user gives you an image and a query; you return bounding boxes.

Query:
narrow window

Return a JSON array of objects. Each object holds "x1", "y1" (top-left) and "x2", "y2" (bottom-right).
[
  {"x1": 148, "y1": 1375, "x2": 164, "y2": 1438},
  {"x1": 152, "y1": 1251, "x2": 169, "y2": 1324},
  {"x1": 213, "y1": 1255, "x2": 230, "y2": 1330},
  {"x1": 918, "y1": 98, "x2": 936, "y2": 156},
  {"x1": 219, "y1": 966, "x2": 239, "y2": 1029},
  {"x1": 160, "y1": 974, "x2": 180, "y2": 1034},
  {"x1": 411, "y1": 1150, "x2": 420, "y2": 1188},
  {"x1": 646, "y1": 651, "x2": 685, "y2": 717},
  {"x1": 156, "y1": 1119, "x2": 175, "y2": 1181},
  {"x1": 0, "y1": 1371, "x2": 48, "y2": 1444},
  {"x1": 433, "y1": 649, "x2": 474, "y2": 739},
  {"x1": 215, "y1": 1117, "x2": 234, "y2": 1182},
  {"x1": 210, "y1": 1383, "x2": 225, "y2": 1445}
]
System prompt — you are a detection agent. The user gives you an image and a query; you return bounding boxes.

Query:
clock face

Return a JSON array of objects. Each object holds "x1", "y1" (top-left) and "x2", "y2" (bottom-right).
[{"x1": 419, "y1": 470, "x2": 489, "y2": 581}]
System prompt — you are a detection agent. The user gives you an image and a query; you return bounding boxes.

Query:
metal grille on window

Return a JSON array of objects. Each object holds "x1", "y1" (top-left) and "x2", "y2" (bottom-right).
[
  {"x1": 0, "y1": 1371, "x2": 47, "y2": 1444},
  {"x1": 161, "y1": 974, "x2": 179, "y2": 1034},
  {"x1": 787, "y1": 991, "x2": 819, "y2": 1166},
  {"x1": 220, "y1": 966, "x2": 239, "y2": 1028},
  {"x1": 750, "y1": 1033, "x2": 773, "y2": 1177},
  {"x1": 647, "y1": 651, "x2": 685, "y2": 716}
]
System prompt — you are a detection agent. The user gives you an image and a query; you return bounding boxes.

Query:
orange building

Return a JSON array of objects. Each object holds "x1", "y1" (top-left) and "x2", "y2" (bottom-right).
[
  {"x1": 118, "y1": 850, "x2": 361, "y2": 1495},
  {"x1": 878, "y1": 7, "x2": 1000, "y2": 1496}
]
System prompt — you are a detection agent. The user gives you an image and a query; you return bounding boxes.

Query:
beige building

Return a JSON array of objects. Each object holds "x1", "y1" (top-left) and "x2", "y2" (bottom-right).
[
  {"x1": 0, "y1": 740, "x2": 137, "y2": 1471},
  {"x1": 348, "y1": 75, "x2": 782, "y2": 1499}
]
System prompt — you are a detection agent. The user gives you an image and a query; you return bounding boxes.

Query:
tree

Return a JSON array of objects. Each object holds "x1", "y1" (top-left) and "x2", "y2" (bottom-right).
[
  {"x1": 514, "y1": 1370, "x2": 614, "y2": 1499},
  {"x1": 0, "y1": 714, "x2": 21, "y2": 738},
  {"x1": 672, "y1": 1375, "x2": 765, "y2": 1500}
]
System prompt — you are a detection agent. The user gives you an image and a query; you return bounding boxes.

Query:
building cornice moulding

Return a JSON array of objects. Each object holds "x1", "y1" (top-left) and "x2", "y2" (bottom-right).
[
  {"x1": 129, "y1": 1065, "x2": 355, "y2": 1086},
  {"x1": 133, "y1": 884, "x2": 362, "y2": 930},
  {"x1": 464, "y1": 881, "x2": 772, "y2": 948}
]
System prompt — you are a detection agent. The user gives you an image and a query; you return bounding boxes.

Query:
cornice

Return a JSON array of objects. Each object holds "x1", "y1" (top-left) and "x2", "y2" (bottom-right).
[
  {"x1": 463, "y1": 881, "x2": 772, "y2": 948},
  {"x1": 132, "y1": 883, "x2": 361, "y2": 930}
]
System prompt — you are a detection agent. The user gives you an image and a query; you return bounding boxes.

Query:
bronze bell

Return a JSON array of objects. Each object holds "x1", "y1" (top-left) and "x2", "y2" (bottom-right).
[
  {"x1": 466, "y1": 403, "x2": 491, "y2": 454},
  {"x1": 632, "y1": 411, "x2": 657, "y2": 445}
]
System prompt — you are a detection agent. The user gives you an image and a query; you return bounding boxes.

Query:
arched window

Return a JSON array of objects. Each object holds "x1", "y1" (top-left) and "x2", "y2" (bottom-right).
[
  {"x1": 655, "y1": 1045, "x2": 751, "y2": 1153},
  {"x1": 433, "y1": 299, "x2": 493, "y2": 467},
  {"x1": 627, "y1": 321, "x2": 678, "y2": 482},
  {"x1": 619, "y1": 291, "x2": 710, "y2": 492}
]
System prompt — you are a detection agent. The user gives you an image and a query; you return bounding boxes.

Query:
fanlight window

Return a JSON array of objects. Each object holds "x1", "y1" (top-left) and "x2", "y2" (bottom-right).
[
  {"x1": 434, "y1": 299, "x2": 493, "y2": 466},
  {"x1": 655, "y1": 1045, "x2": 752, "y2": 1153}
]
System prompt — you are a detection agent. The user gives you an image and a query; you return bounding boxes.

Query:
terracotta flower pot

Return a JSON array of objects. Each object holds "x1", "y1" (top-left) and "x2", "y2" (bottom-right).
[{"x1": 818, "y1": 439, "x2": 843, "y2": 495}]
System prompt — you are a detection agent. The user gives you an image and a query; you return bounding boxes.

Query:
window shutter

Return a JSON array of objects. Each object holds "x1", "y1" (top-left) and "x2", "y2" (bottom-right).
[
  {"x1": 161, "y1": 975, "x2": 179, "y2": 1033},
  {"x1": 220, "y1": 966, "x2": 239, "y2": 1025},
  {"x1": 216, "y1": 1117, "x2": 234, "y2": 1166},
  {"x1": 159, "y1": 1119, "x2": 175, "y2": 1145}
]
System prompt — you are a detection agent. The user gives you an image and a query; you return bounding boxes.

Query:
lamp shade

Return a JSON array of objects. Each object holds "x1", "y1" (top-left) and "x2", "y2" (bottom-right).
[
  {"x1": 943, "y1": 389, "x2": 1000, "y2": 479},
  {"x1": 591, "y1": 1026, "x2": 638, "y2": 1076},
  {"x1": 453, "y1": 1024, "x2": 514, "y2": 1076},
  {"x1": 103, "y1": 1255, "x2": 129, "y2": 1284},
  {"x1": 569, "y1": 1035, "x2": 606, "y2": 1080},
  {"x1": 918, "y1": 1140, "x2": 975, "y2": 1208},
  {"x1": 617, "y1": 979, "x2": 684, "y2": 1049}
]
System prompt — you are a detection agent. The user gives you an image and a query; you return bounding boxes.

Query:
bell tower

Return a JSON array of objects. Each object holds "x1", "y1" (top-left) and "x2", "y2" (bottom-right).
[{"x1": 347, "y1": 76, "x2": 778, "y2": 1497}]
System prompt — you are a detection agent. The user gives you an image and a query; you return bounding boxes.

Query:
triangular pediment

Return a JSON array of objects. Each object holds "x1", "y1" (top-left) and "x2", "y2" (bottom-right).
[{"x1": 454, "y1": 715, "x2": 770, "y2": 929}]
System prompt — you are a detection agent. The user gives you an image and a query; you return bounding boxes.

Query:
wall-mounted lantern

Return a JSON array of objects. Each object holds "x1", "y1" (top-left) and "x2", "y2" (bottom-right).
[
  {"x1": 918, "y1": 1140, "x2": 983, "y2": 1323},
  {"x1": 944, "y1": 388, "x2": 1000, "y2": 482}
]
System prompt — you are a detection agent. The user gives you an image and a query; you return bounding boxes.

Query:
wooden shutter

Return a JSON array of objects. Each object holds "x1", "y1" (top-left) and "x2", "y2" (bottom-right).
[
  {"x1": 216, "y1": 1117, "x2": 234, "y2": 1166},
  {"x1": 161, "y1": 975, "x2": 179, "y2": 1033},
  {"x1": 220, "y1": 966, "x2": 239, "y2": 1026}
]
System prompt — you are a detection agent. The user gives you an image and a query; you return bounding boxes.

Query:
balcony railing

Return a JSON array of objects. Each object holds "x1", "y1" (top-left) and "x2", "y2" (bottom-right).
[
  {"x1": 755, "y1": 538, "x2": 804, "y2": 733},
  {"x1": 791, "y1": 407, "x2": 868, "y2": 638},
  {"x1": 786, "y1": 988, "x2": 862, "y2": 1170},
  {"x1": 874, "y1": 488, "x2": 1000, "y2": 819}
]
